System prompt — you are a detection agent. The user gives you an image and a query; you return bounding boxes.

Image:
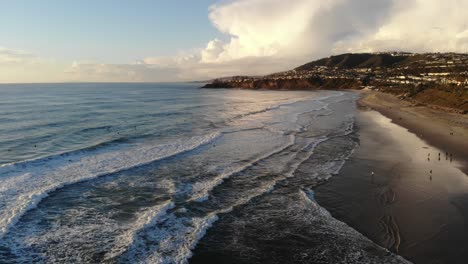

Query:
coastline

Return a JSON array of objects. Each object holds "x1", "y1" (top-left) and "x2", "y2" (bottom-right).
[
  {"x1": 316, "y1": 92, "x2": 468, "y2": 264},
  {"x1": 189, "y1": 91, "x2": 411, "y2": 264},
  {"x1": 357, "y1": 91, "x2": 468, "y2": 173}
]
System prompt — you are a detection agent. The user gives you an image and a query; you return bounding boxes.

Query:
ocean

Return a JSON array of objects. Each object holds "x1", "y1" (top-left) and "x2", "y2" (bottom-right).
[{"x1": 0, "y1": 83, "x2": 406, "y2": 263}]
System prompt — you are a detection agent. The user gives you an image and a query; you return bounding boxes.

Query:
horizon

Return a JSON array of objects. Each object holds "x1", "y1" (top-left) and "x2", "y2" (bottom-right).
[{"x1": 1, "y1": 0, "x2": 468, "y2": 83}]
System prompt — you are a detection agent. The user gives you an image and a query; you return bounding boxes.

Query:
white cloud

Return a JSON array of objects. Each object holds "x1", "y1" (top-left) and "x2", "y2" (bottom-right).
[
  {"x1": 192, "y1": 0, "x2": 467, "y2": 79},
  {"x1": 0, "y1": 47, "x2": 39, "y2": 65},
  {"x1": 334, "y1": 0, "x2": 468, "y2": 53},
  {"x1": 63, "y1": 61, "x2": 182, "y2": 82},
  {"x1": 202, "y1": 0, "x2": 394, "y2": 62},
  {"x1": 203, "y1": 0, "x2": 468, "y2": 62},
  {"x1": 201, "y1": 39, "x2": 224, "y2": 62},
  {"x1": 2, "y1": 0, "x2": 467, "y2": 83},
  {"x1": 0, "y1": 47, "x2": 67, "y2": 83},
  {"x1": 457, "y1": 30, "x2": 468, "y2": 40}
]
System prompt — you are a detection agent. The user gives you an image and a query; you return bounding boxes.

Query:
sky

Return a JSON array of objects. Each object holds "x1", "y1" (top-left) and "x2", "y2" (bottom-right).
[{"x1": 1, "y1": 0, "x2": 467, "y2": 83}]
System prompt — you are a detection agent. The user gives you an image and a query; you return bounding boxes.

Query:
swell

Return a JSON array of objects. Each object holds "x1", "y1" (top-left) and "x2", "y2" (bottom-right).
[
  {"x1": 1, "y1": 91, "x2": 355, "y2": 262},
  {"x1": 0, "y1": 136, "x2": 132, "y2": 170},
  {"x1": 212, "y1": 93, "x2": 343, "y2": 128},
  {"x1": 77, "y1": 125, "x2": 114, "y2": 133},
  {"x1": 188, "y1": 134, "x2": 296, "y2": 202},
  {"x1": 118, "y1": 135, "x2": 339, "y2": 263},
  {"x1": 0, "y1": 128, "x2": 170, "y2": 170},
  {"x1": 0, "y1": 132, "x2": 221, "y2": 239},
  {"x1": 157, "y1": 104, "x2": 357, "y2": 263},
  {"x1": 119, "y1": 211, "x2": 220, "y2": 264},
  {"x1": 25, "y1": 97, "x2": 355, "y2": 263},
  {"x1": 188, "y1": 107, "x2": 353, "y2": 203},
  {"x1": 175, "y1": 119, "x2": 358, "y2": 263},
  {"x1": 103, "y1": 200, "x2": 176, "y2": 261},
  {"x1": 0, "y1": 119, "x2": 77, "y2": 135}
]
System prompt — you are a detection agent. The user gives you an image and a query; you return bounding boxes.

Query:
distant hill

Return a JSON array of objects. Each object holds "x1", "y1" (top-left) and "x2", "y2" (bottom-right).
[
  {"x1": 295, "y1": 53, "x2": 411, "y2": 70},
  {"x1": 202, "y1": 52, "x2": 468, "y2": 113}
]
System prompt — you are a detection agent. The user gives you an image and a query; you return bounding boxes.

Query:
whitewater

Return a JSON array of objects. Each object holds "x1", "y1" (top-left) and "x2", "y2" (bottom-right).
[{"x1": 0, "y1": 83, "x2": 408, "y2": 263}]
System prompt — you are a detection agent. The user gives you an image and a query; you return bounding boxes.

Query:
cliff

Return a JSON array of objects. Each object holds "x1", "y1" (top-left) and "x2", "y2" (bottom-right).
[
  {"x1": 201, "y1": 52, "x2": 468, "y2": 113},
  {"x1": 202, "y1": 77, "x2": 362, "y2": 90}
]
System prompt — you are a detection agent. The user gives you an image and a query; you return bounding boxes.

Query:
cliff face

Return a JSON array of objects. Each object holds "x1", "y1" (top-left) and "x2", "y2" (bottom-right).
[{"x1": 201, "y1": 78, "x2": 362, "y2": 90}]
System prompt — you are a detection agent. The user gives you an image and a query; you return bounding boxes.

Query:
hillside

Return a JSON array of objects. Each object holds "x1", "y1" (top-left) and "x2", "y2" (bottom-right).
[
  {"x1": 295, "y1": 53, "x2": 411, "y2": 70},
  {"x1": 202, "y1": 52, "x2": 468, "y2": 113}
]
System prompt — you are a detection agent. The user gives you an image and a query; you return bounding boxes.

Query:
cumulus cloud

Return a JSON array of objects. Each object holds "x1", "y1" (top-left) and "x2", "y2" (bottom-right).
[
  {"x1": 201, "y1": 39, "x2": 225, "y2": 62},
  {"x1": 2, "y1": 0, "x2": 467, "y2": 83},
  {"x1": 204, "y1": 0, "x2": 391, "y2": 62},
  {"x1": 153, "y1": 0, "x2": 468, "y2": 81},
  {"x1": 334, "y1": 0, "x2": 468, "y2": 53},
  {"x1": 202, "y1": 0, "x2": 468, "y2": 63}
]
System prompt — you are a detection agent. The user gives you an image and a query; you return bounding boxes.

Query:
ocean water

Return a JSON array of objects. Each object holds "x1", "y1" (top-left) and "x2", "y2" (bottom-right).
[{"x1": 0, "y1": 83, "x2": 407, "y2": 263}]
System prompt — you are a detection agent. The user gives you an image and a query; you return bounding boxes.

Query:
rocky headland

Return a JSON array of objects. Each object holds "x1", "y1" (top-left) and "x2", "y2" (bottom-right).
[{"x1": 202, "y1": 52, "x2": 468, "y2": 114}]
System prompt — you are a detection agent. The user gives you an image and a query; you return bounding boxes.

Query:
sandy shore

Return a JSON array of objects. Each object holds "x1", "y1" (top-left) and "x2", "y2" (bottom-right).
[
  {"x1": 316, "y1": 93, "x2": 468, "y2": 264},
  {"x1": 358, "y1": 91, "x2": 468, "y2": 173}
]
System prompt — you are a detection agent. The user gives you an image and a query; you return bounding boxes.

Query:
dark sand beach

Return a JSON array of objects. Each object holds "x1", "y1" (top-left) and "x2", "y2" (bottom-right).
[{"x1": 316, "y1": 92, "x2": 468, "y2": 264}]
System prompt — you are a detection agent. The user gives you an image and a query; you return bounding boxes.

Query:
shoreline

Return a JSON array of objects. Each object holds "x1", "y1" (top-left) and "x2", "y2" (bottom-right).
[
  {"x1": 316, "y1": 92, "x2": 468, "y2": 264},
  {"x1": 357, "y1": 90, "x2": 468, "y2": 174}
]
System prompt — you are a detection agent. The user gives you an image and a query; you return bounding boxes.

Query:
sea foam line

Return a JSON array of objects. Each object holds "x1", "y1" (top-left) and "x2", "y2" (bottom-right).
[
  {"x1": 181, "y1": 139, "x2": 331, "y2": 262},
  {"x1": 118, "y1": 93, "x2": 354, "y2": 263},
  {"x1": 188, "y1": 97, "x2": 345, "y2": 203},
  {"x1": 119, "y1": 136, "x2": 341, "y2": 264},
  {"x1": 188, "y1": 134, "x2": 296, "y2": 202},
  {"x1": 103, "y1": 200, "x2": 175, "y2": 260},
  {"x1": 123, "y1": 92, "x2": 354, "y2": 263},
  {"x1": 118, "y1": 137, "x2": 329, "y2": 263},
  {"x1": 223, "y1": 92, "x2": 343, "y2": 126},
  {"x1": 119, "y1": 211, "x2": 219, "y2": 264},
  {"x1": 0, "y1": 132, "x2": 221, "y2": 238}
]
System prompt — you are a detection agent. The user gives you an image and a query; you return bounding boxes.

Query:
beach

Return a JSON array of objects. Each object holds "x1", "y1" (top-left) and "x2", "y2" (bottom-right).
[
  {"x1": 1, "y1": 84, "x2": 466, "y2": 263},
  {"x1": 316, "y1": 91, "x2": 468, "y2": 264},
  {"x1": 358, "y1": 91, "x2": 468, "y2": 173}
]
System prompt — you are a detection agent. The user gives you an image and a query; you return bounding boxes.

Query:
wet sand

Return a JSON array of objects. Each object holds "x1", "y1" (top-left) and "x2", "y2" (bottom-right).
[
  {"x1": 316, "y1": 104, "x2": 468, "y2": 264},
  {"x1": 358, "y1": 91, "x2": 468, "y2": 174}
]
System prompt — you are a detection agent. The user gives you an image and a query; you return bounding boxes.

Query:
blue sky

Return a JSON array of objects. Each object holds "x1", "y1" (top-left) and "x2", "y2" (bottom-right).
[
  {"x1": 0, "y1": 0, "x2": 466, "y2": 83},
  {"x1": 0, "y1": 0, "x2": 220, "y2": 63}
]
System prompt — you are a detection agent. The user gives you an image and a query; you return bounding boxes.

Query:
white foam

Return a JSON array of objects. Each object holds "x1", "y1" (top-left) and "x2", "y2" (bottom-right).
[
  {"x1": 258, "y1": 137, "x2": 330, "y2": 196},
  {"x1": 298, "y1": 189, "x2": 412, "y2": 264},
  {"x1": 189, "y1": 134, "x2": 296, "y2": 202},
  {"x1": 225, "y1": 92, "x2": 343, "y2": 125},
  {"x1": 0, "y1": 132, "x2": 221, "y2": 238},
  {"x1": 147, "y1": 136, "x2": 345, "y2": 263},
  {"x1": 119, "y1": 134, "x2": 347, "y2": 264},
  {"x1": 104, "y1": 201, "x2": 175, "y2": 260},
  {"x1": 118, "y1": 135, "x2": 331, "y2": 264},
  {"x1": 299, "y1": 189, "x2": 330, "y2": 215},
  {"x1": 119, "y1": 91, "x2": 359, "y2": 264},
  {"x1": 1, "y1": 90, "x2": 356, "y2": 262},
  {"x1": 284, "y1": 137, "x2": 329, "y2": 178},
  {"x1": 120, "y1": 212, "x2": 219, "y2": 264},
  {"x1": 121, "y1": 186, "x2": 280, "y2": 264}
]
